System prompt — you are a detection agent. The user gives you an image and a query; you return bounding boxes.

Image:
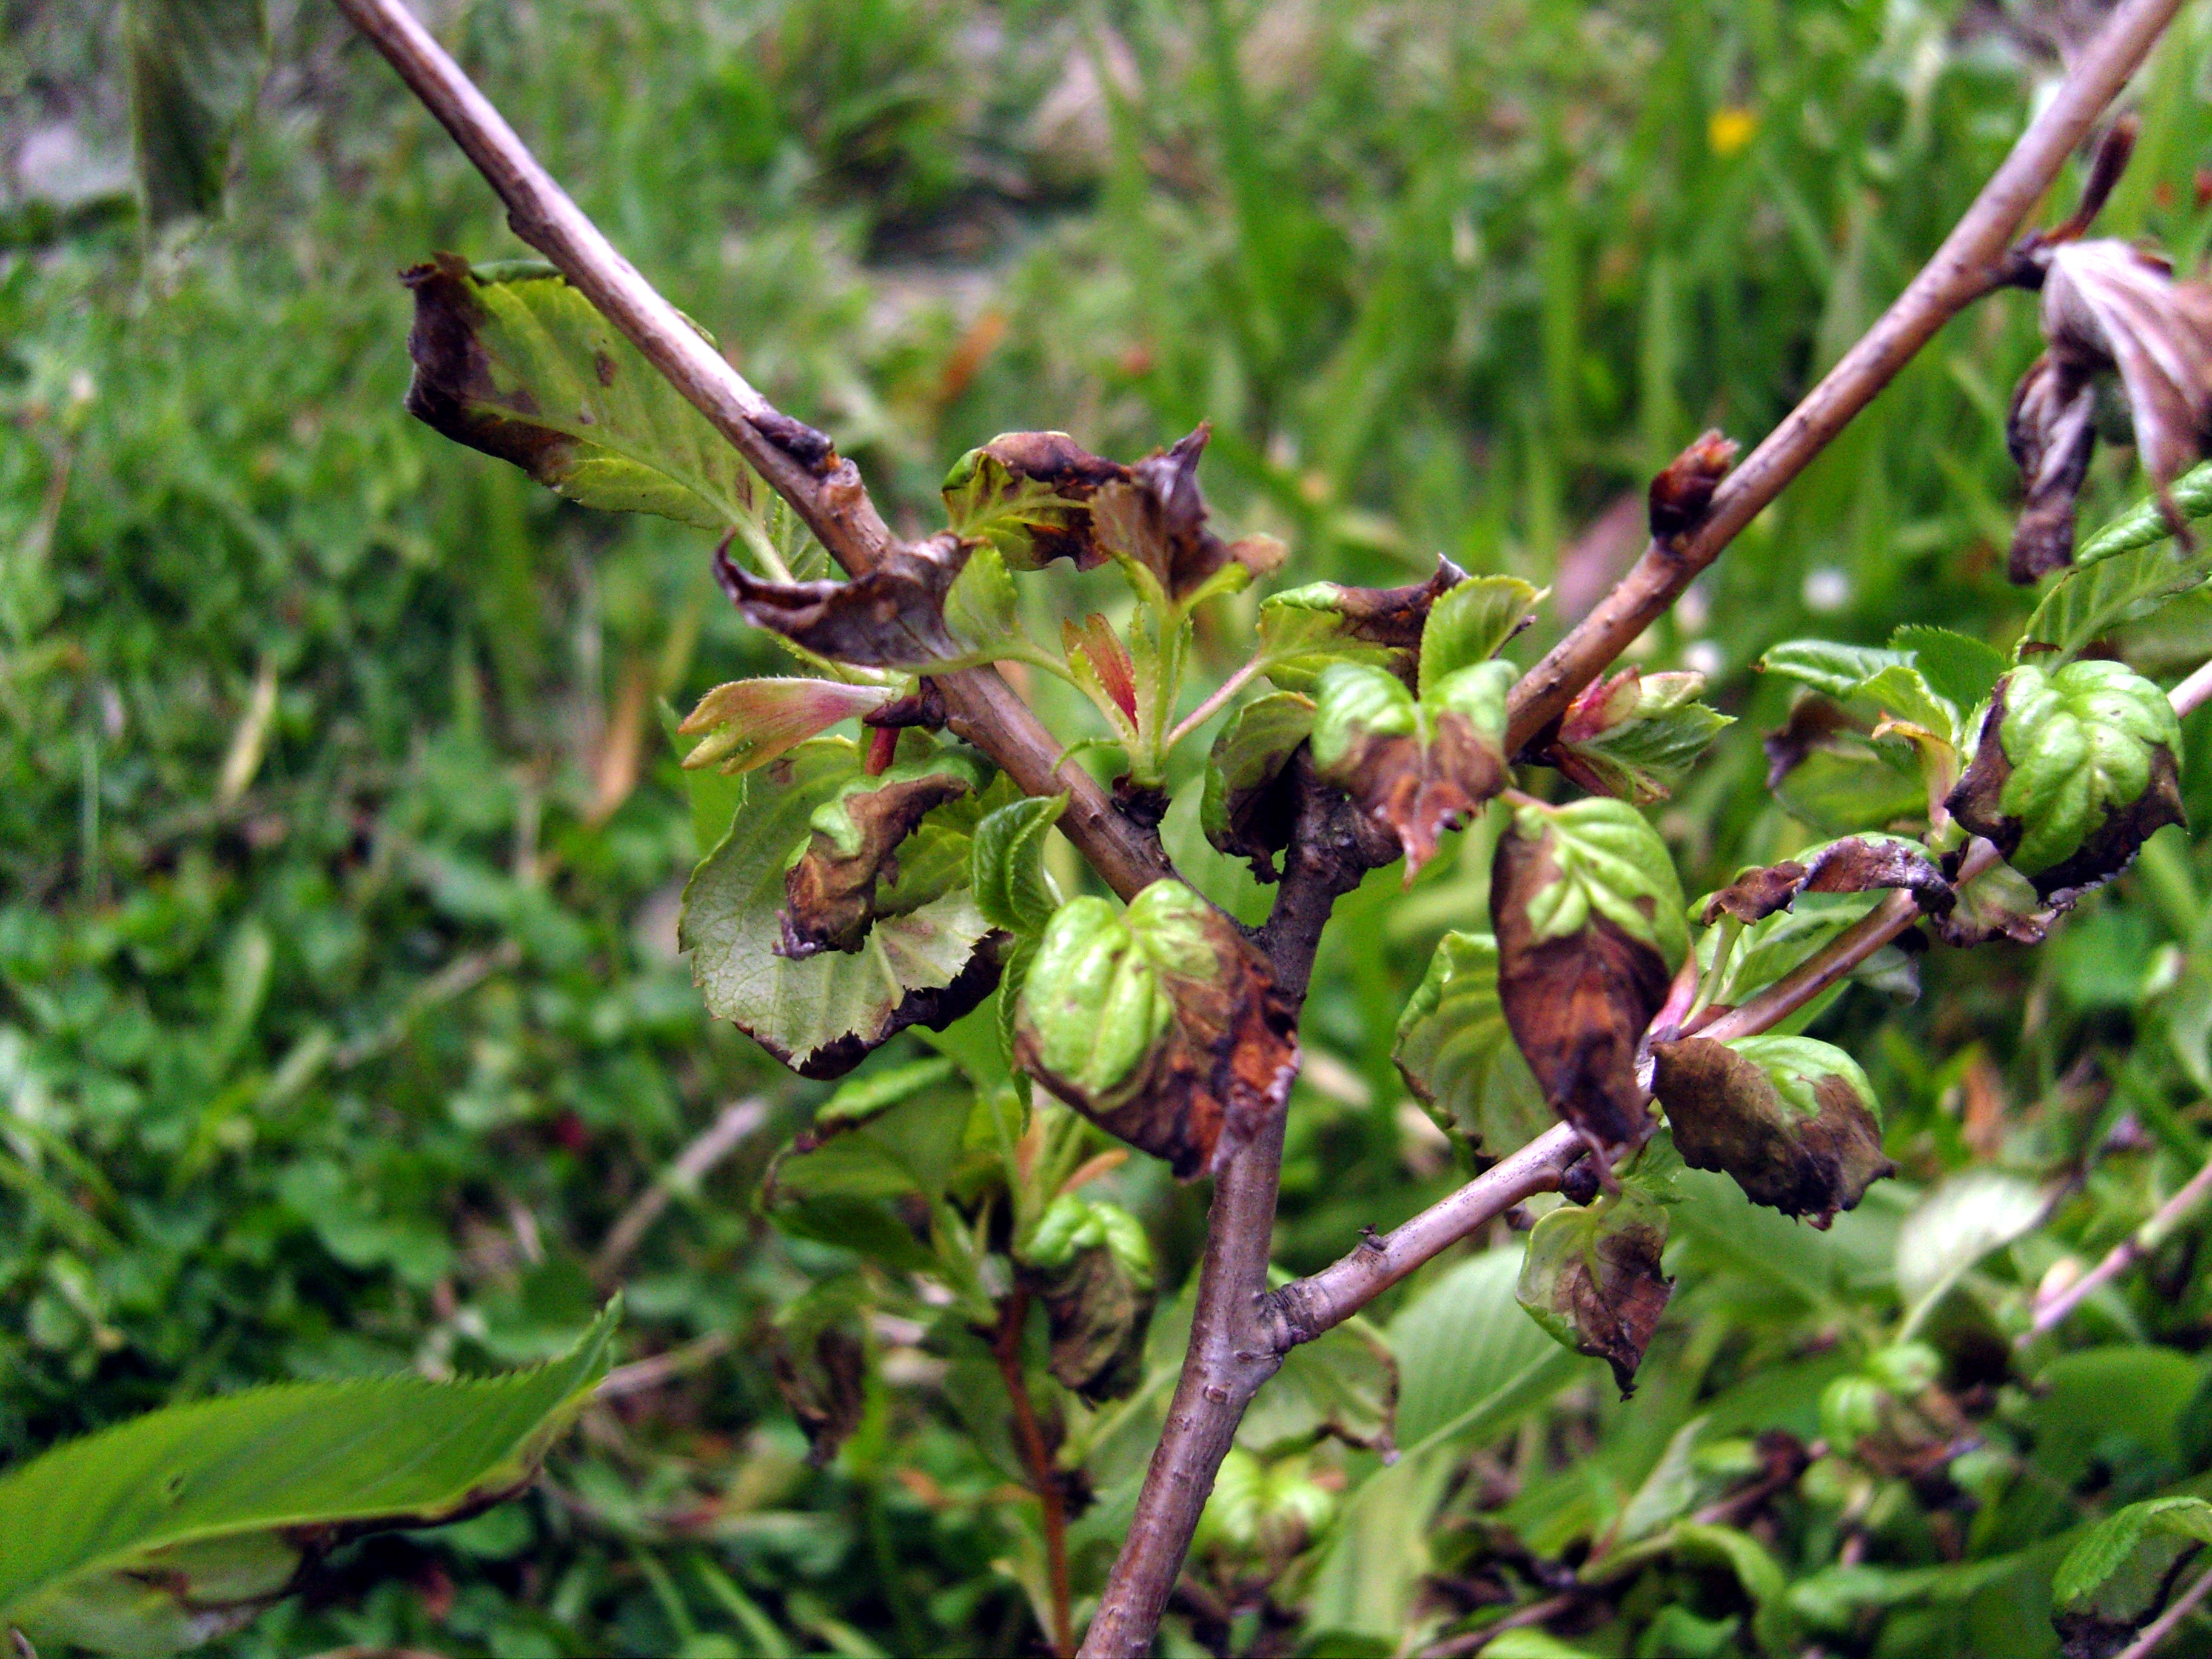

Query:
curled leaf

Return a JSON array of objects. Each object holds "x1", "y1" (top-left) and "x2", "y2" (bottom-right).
[
  {"x1": 1551, "y1": 668, "x2": 1734, "y2": 804},
  {"x1": 2053, "y1": 1495, "x2": 2212, "y2": 1659},
  {"x1": 1201, "y1": 692, "x2": 1316, "y2": 881},
  {"x1": 1945, "y1": 662, "x2": 2185, "y2": 902},
  {"x1": 1091, "y1": 424, "x2": 1284, "y2": 606},
  {"x1": 1517, "y1": 1186, "x2": 1674, "y2": 1395},
  {"x1": 679, "y1": 678, "x2": 899, "y2": 776},
  {"x1": 1310, "y1": 660, "x2": 1514, "y2": 878},
  {"x1": 941, "y1": 431, "x2": 1128, "y2": 569},
  {"x1": 970, "y1": 794, "x2": 1067, "y2": 935},
  {"x1": 1651, "y1": 1035, "x2": 1894, "y2": 1227},
  {"x1": 1697, "y1": 836, "x2": 1952, "y2": 926},
  {"x1": 1255, "y1": 558, "x2": 1481, "y2": 692},
  {"x1": 1491, "y1": 798, "x2": 1686, "y2": 1159},
  {"x1": 1647, "y1": 429, "x2": 1740, "y2": 540},
  {"x1": 1020, "y1": 1195, "x2": 1156, "y2": 1403},
  {"x1": 716, "y1": 534, "x2": 974, "y2": 667},
  {"x1": 1415, "y1": 576, "x2": 1547, "y2": 694},
  {"x1": 2007, "y1": 240, "x2": 2212, "y2": 581},
  {"x1": 1932, "y1": 854, "x2": 2049, "y2": 947},
  {"x1": 780, "y1": 750, "x2": 991, "y2": 957},
  {"x1": 1014, "y1": 881, "x2": 1298, "y2": 1179}
]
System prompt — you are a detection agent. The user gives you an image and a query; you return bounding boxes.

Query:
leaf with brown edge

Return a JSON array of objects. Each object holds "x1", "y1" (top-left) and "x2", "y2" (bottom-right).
[
  {"x1": 1255, "y1": 557, "x2": 1475, "y2": 693},
  {"x1": 940, "y1": 430, "x2": 1129, "y2": 569},
  {"x1": 1550, "y1": 668, "x2": 1734, "y2": 805},
  {"x1": 2006, "y1": 352, "x2": 2100, "y2": 582},
  {"x1": 1946, "y1": 662, "x2": 2185, "y2": 904},
  {"x1": 679, "y1": 678, "x2": 899, "y2": 776},
  {"x1": 1517, "y1": 1187, "x2": 1674, "y2": 1396},
  {"x1": 779, "y1": 749, "x2": 992, "y2": 958},
  {"x1": 1651, "y1": 1035, "x2": 1895, "y2": 1228},
  {"x1": 716, "y1": 534, "x2": 973, "y2": 668},
  {"x1": 1309, "y1": 660, "x2": 1514, "y2": 879},
  {"x1": 1697, "y1": 836, "x2": 1952, "y2": 926},
  {"x1": 1933, "y1": 855, "x2": 2049, "y2": 947},
  {"x1": 1013, "y1": 882, "x2": 1298, "y2": 1179},
  {"x1": 1201, "y1": 691, "x2": 1316, "y2": 882},
  {"x1": 1091, "y1": 424, "x2": 1285, "y2": 608},
  {"x1": 1019, "y1": 1195, "x2": 1156, "y2": 1404},
  {"x1": 1491, "y1": 798, "x2": 1686, "y2": 1160}
]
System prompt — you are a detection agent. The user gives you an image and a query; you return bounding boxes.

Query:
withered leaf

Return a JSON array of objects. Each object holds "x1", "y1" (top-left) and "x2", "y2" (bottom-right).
[
  {"x1": 1014, "y1": 882, "x2": 1298, "y2": 1179},
  {"x1": 1491, "y1": 799, "x2": 1686, "y2": 1159},
  {"x1": 1091, "y1": 424, "x2": 1285, "y2": 605},
  {"x1": 1945, "y1": 662, "x2": 2185, "y2": 903},
  {"x1": 941, "y1": 430, "x2": 1128, "y2": 569},
  {"x1": 773, "y1": 1324, "x2": 868, "y2": 1467},
  {"x1": 1932, "y1": 854, "x2": 2049, "y2": 947},
  {"x1": 1698, "y1": 836, "x2": 1954, "y2": 926},
  {"x1": 1517, "y1": 1187, "x2": 1674, "y2": 1396},
  {"x1": 716, "y1": 534, "x2": 974, "y2": 667},
  {"x1": 1647, "y1": 429, "x2": 1740, "y2": 540},
  {"x1": 780, "y1": 752, "x2": 988, "y2": 957},
  {"x1": 1651, "y1": 1035, "x2": 1895, "y2": 1228},
  {"x1": 1019, "y1": 1203, "x2": 1156, "y2": 1406},
  {"x1": 2007, "y1": 240, "x2": 2212, "y2": 581},
  {"x1": 1310, "y1": 660, "x2": 1514, "y2": 878}
]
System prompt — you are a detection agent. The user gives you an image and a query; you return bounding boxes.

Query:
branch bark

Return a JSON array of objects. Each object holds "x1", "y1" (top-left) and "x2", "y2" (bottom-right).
[
  {"x1": 331, "y1": 0, "x2": 1173, "y2": 903},
  {"x1": 1504, "y1": 0, "x2": 2187, "y2": 753}
]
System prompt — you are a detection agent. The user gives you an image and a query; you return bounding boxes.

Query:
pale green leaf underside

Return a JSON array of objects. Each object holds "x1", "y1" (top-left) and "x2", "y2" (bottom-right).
[
  {"x1": 1392, "y1": 931, "x2": 1550, "y2": 1158},
  {"x1": 2021, "y1": 538, "x2": 2212, "y2": 663},
  {"x1": 679, "y1": 742, "x2": 993, "y2": 1067},
  {"x1": 0, "y1": 1304, "x2": 617, "y2": 1655}
]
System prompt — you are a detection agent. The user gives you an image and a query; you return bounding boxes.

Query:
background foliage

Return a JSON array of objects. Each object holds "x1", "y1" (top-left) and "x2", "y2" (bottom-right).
[{"x1": 10, "y1": 0, "x2": 2212, "y2": 1653}]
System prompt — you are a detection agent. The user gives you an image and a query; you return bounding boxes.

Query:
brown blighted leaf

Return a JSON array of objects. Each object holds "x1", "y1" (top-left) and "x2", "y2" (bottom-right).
[
  {"x1": 940, "y1": 429, "x2": 1129, "y2": 570},
  {"x1": 1697, "y1": 836, "x2": 1954, "y2": 926},
  {"x1": 1014, "y1": 882, "x2": 1298, "y2": 1179},
  {"x1": 1944, "y1": 662, "x2": 2185, "y2": 903},
  {"x1": 715, "y1": 534, "x2": 973, "y2": 667},
  {"x1": 1309, "y1": 660, "x2": 1514, "y2": 877},
  {"x1": 1490, "y1": 799, "x2": 1687, "y2": 1159},
  {"x1": 779, "y1": 751, "x2": 988, "y2": 957},
  {"x1": 773, "y1": 1324, "x2": 867, "y2": 1467},
  {"x1": 1647, "y1": 429, "x2": 1740, "y2": 540},
  {"x1": 1201, "y1": 691, "x2": 1316, "y2": 881},
  {"x1": 2007, "y1": 352, "x2": 2100, "y2": 582},
  {"x1": 1651, "y1": 1035, "x2": 1895, "y2": 1228},
  {"x1": 1090, "y1": 424, "x2": 1285, "y2": 605},
  {"x1": 1028, "y1": 1246, "x2": 1154, "y2": 1404},
  {"x1": 1517, "y1": 1187, "x2": 1674, "y2": 1396}
]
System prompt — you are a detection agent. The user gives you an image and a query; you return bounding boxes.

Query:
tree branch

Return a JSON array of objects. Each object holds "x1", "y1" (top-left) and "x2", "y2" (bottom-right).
[
  {"x1": 331, "y1": 0, "x2": 1174, "y2": 902},
  {"x1": 2028, "y1": 1141, "x2": 2212, "y2": 1338},
  {"x1": 1504, "y1": 0, "x2": 2187, "y2": 753}
]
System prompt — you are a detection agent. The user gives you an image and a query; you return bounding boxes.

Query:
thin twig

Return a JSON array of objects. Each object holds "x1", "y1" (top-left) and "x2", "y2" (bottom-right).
[
  {"x1": 2118, "y1": 1560, "x2": 2212, "y2": 1659},
  {"x1": 595, "y1": 1330, "x2": 734, "y2": 1399},
  {"x1": 991, "y1": 1287, "x2": 1075, "y2": 1659},
  {"x1": 1164, "y1": 652, "x2": 1269, "y2": 751},
  {"x1": 590, "y1": 1098, "x2": 770, "y2": 1285},
  {"x1": 2171, "y1": 655, "x2": 2212, "y2": 719},
  {"x1": 2028, "y1": 1145, "x2": 2212, "y2": 1336},
  {"x1": 1503, "y1": 0, "x2": 2186, "y2": 753},
  {"x1": 331, "y1": 0, "x2": 1173, "y2": 903}
]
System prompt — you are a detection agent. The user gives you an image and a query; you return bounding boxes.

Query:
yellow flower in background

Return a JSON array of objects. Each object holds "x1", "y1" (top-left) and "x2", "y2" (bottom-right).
[{"x1": 1709, "y1": 106, "x2": 1758, "y2": 157}]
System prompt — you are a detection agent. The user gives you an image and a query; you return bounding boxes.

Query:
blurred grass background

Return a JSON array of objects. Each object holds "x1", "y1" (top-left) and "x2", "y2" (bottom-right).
[{"x1": 9, "y1": 1, "x2": 2212, "y2": 1654}]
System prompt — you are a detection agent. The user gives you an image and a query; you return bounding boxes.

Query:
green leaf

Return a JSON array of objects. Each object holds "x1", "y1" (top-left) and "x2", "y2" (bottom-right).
[
  {"x1": 1759, "y1": 640, "x2": 1910, "y2": 700},
  {"x1": 0, "y1": 1302, "x2": 617, "y2": 1657},
  {"x1": 1239, "y1": 1312, "x2": 1397, "y2": 1455},
  {"x1": 1252, "y1": 561, "x2": 1466, "y2": 693},
  {"x1": 126, "y1": 0, "x2": 269, "y2": 227},
  {"x1": 1390, "y1": 931, "x2": 1551, "y2": 1162},
  {"x1": 2073, "y1": 458, "x2": 2212, "y2": 566},
  {"x1": 1415, "y1": 576, "x2": 1544, "y2": 696},
  {"x1": 680, "y1": 741, "x2": 999, "y2": 1078},
  {"x1": 1849, "y1": 662, "x2": 1960, "y2": 751},
  {"x1": 970, "y1": 794, "x2": 1066, "y2": 935},
  {"x1": 1201, "y1": 691, "x2": 1315, "y2": 880},
  {"x1": 1517, "y1": 1187, "x2": 1674, "y2": 1395},
  {"x1": 2055, "y1": 1496, "x2": 2212, "y2": 1612},
  {"x1": 1892, "y1": 1169, "x2": 2046, "y2": 1309},
  {"x1": 1389, "y1": 1247, "x2": 1581, "y2": 1453},
  {"x1": 402, "y1": 257, "x2": 822, "y2": 571},
  {"x1": 1891, "y1": 625, "x2": 2007, "y2": 712},
  {"x1": 1553, "y1": 669, "x2": 1735, "y2": 803},
  {"x1": 2020, "y1": 538, "x2": 2212, "y2": 662},
  {"x1": 942, "y1": 542, "x2": 1020, "y2": 647}
]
